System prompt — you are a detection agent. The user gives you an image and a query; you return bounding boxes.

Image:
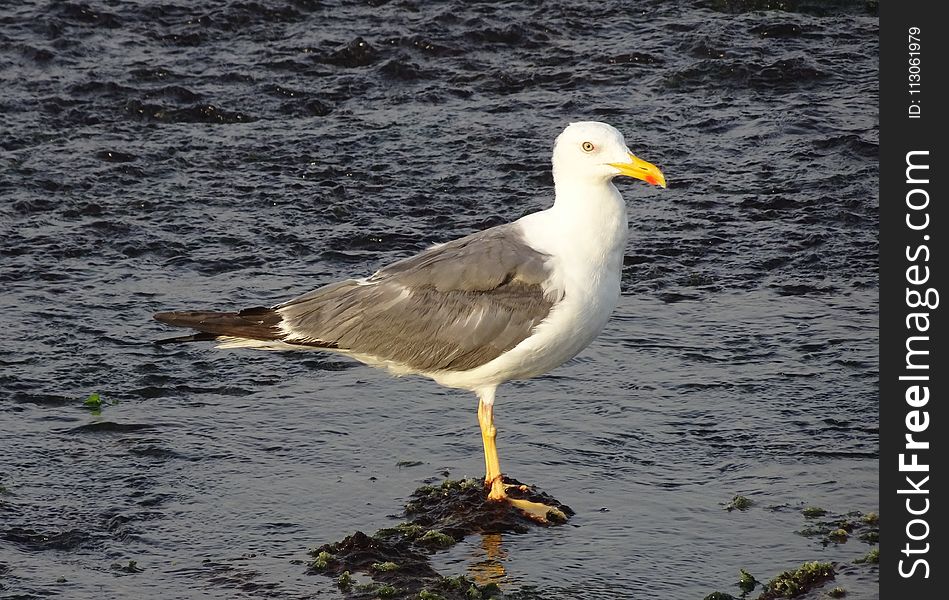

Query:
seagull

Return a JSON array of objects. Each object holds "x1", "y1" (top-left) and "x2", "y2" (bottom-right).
[{"x1": 154, "y1": 121, "x2": 666, "y2": 523}]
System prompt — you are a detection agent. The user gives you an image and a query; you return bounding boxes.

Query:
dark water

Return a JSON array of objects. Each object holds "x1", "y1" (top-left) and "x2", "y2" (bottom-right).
[{"x1": 1, "y1": 1, "x2": 878, "y2": 598}]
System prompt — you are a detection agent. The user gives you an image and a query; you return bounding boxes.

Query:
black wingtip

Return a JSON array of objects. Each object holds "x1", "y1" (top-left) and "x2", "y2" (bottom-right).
[
  {"x1": 154, "y1": 311, "x2": 181, "y2": 325},
  {"x1": 152, "y1": 308, "x2": 283, "y2": 343}
]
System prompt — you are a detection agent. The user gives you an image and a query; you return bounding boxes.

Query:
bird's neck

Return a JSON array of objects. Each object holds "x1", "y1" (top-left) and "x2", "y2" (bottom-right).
[
  {"x1": 551, "y1": 178, "x2": 628, "y2": 235},
  {"x1": 540, "y1": 178, "x2": 629, "y2": 273}
]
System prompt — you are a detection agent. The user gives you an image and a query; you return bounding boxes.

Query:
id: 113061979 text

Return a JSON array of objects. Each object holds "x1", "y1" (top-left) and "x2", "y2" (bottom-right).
[{"x1": 908, "y1": 27, "x2": 921, "y2": 118}]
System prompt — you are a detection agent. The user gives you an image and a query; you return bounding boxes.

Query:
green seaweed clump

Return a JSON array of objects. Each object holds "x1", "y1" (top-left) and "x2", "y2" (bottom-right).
[
  {"x1": 739, "y1": 568, "x2": 758, "y2": 593},
  {"x1": 827, "y1": 528, "x2": 849, "y2": 543},
  {"x1": 373, "y1": 585, "x2": 402, "y2": 598},
  {"x1": 854, "y1": 548, "x2": 879, "y2": 564},
  {"x1": 725, "y1": 495, "x2": 753, "y2": 512},
  {"x1": 425, "y1": 575, "x2": 500, "y2": 600},
  {"x1": 310, "y1": 550, "x2": 335, "y2": 571},
  {"x1": 82, "y1": 392, "x2": 118, "y2": 415},
  {"x1": 828, "y1": 586, "x2": 847, "y2": 598},
  {"x1": 794, "y1": 509, "x2": 879, "y2": 547},
  {"x1": 418, "y1": 530, "x2": 456, "y2": 549},
  {"x1": 703, "y1": 593, "x2": 737, "y2": 600},
  {"x1": 758, "y1": 561, "x2": 835, "y2": 599},
  {"x1": 110, "y1": 559, "x2": 143, "y2": 574},
  {"x1": 375, "y1": 522, "x2": 426, "y2": 541},
  {"x1": 858, "y1": 530, "x2": 879, "y2": 544},
  {"x1": 373, "y1": 561, "x2": 400, "y2": 572}
]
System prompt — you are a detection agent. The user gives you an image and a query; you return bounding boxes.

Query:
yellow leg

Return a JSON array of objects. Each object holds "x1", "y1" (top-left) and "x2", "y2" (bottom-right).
[
  {"x1": 476, "y1": 390, "x2": 567, "y2": 524},
  {"x1": 477, "y1": 393, "x2": 505, "y2": 501}
]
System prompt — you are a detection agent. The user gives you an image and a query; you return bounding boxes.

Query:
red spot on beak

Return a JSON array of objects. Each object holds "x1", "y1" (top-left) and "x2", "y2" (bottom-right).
[{"x1": 645, "y1": 175, "x2": 659, "y2": 186}]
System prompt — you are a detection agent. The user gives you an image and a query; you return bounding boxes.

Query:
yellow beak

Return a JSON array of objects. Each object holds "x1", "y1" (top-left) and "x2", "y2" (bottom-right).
[{"x1": 608, "y1": 152, "x2": 667, "y2": 188}]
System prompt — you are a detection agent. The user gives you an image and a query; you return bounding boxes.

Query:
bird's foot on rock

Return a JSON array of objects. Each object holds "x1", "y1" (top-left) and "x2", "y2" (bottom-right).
[
  {"x1": 506, "y1": 496, "x2": 567, "y2": 524},
  {"x1": 485, "y1": 477, "x2": 568, "y2": 524}
]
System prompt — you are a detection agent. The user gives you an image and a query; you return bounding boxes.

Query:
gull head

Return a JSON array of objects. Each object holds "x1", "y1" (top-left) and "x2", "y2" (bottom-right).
[{"x1": 552, "y1": 121, "x2": 666, "y2": 188}]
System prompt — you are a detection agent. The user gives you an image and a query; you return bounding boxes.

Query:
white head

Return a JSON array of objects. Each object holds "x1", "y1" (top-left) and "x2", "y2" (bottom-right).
[{"x1": 551, "y1": 121, "x2": 666, "y2": 188}]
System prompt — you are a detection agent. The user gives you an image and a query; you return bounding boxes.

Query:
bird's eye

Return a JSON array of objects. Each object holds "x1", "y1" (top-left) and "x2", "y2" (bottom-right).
[{"x1": 581, "y1": 141, "x2": 595, "y2": 152}]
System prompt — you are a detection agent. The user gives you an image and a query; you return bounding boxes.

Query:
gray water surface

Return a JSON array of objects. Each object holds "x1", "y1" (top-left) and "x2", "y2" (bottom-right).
[{"x1": 1, "y1": 1, "x2": 878, "y2": 598}]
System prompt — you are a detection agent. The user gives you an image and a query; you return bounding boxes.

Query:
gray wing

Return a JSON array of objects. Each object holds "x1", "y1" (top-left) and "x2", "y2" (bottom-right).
[{"x1": 276, "y1": 223, "x2": 556, "y2": 372}]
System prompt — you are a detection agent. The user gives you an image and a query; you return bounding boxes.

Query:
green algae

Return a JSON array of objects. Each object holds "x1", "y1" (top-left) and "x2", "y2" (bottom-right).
[
  {"x1": 705, "y1": 503, "x2": 878, "y2": 598},
  {"x1": 858, "y1": 530, "x2": 879, "y2": 544},
  {"x1": 418, "y1": 530, "x2": 455, "y2": 549},
  {"x1": 854, "y1": 548, "x2": 879, "y2": 564},
  {"x1": 81, "y1": 392, "x2": 118, "y2": 415},
  {"x1": 83, "y1": 393, "x2": 103, "y2": 409},
  {"x1": 337, "y1": 570, "x2": 354, "y2": 589},
  {"x1": 794, "y1": 509, "x2": 879, "y2": 547},
  {"x1": 725, "y1": 495, "x2": 753, "y2": 511},
  {"x1": 758, "y1": 561, "x2": 835, "y2": 599},
  {"x1": 110, "y1": 559, "x2": 143, "y2": 574},
  {"x1": 311, "y1": 550, "x2": 335, "y2": 571},
  {"x1": 704, "y1": 593, "x2": 738, "y2": 600},
  {"x1": 827, "y1": 528, "x2": 849, "y2": 543},
  {"x1": 375, "y1": 522, "x2": 426, "y2": 541},
  {"x1": 739, "y1": 568, "x2": 759, "y2": 593},
  {"x1": 377, "y1": 585, "x2": 401, "y2": 598}
]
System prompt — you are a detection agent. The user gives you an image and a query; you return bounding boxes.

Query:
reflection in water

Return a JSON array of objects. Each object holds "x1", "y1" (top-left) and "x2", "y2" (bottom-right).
[{"x1": 469, "y1": 533, "x2": 508, "y2": 585}]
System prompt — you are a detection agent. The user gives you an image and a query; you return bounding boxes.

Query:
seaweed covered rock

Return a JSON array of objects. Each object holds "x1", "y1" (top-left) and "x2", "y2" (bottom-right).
[
  {"x1": 758, "y1": 561, "x2": 835, "y2": 599},
  {"x1": 310, "y1": 531, "x2": 439, "y2": 579},
  {"x1": 405, "y1": 477, "x2": 574, "y2": 535},
  {"x1": 307, "y1": 478, "x2": 572, "y2": 599},
  {"x1": 795, "y1": 509, "x2": 880, "y2": 547}
]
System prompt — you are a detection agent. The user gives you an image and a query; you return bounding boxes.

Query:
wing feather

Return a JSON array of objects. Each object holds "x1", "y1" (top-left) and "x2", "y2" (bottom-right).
[{"x1": 277, "y1": 223, "x2": 556, "y2": 372}]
